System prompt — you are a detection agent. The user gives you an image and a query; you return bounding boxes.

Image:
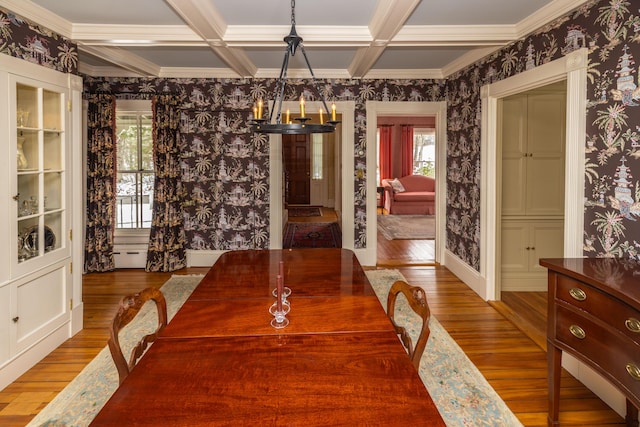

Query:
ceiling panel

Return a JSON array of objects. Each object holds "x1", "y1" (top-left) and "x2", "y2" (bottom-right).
[
  {"x1": 28, "y1": 0, "x2": 184, "y2": 25},
  {"x1": 373, "y1": 46, "x2": 474, "y2": 70},
  {"x1": 214, "y1": 0, "x2": 376, "y2": 26},
  {"x1": 405, "y1": 0, "x2": 554, "y2": 25},
  {"x1": 245, "y1": 47, "x2": 358, "y2": 71},
  {"x1": 124, "y1": 46, "x2": 226, "y2": 68}
]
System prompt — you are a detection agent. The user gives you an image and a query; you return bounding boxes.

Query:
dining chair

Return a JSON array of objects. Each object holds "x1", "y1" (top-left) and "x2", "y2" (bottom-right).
[
  {"x1": 108, "y1": 287, "x2": 168, "y2": 384},
  {"x1": 387, "y1": 280, "x2": 431, "y2": 370}
]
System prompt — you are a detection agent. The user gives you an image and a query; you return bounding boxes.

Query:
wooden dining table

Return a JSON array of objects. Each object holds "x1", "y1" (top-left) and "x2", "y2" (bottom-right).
[{"x1": 90, "y1": 248, "x2": 445, "y2": 426}]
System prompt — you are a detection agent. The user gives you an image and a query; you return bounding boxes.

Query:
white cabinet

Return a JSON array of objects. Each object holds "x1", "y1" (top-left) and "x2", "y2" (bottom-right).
[
  {"x1": 0, "y1": 54, "x2": 82, "y2": 391},
  {"x1": 499, "y1": 82, "x2": 566, "y2": 292},
  {"x1": 501, "y1": 219, "x2": 564, "y2": 291},
  {"x1": 501, "y1": 88, "x2": 566, "y2": 216}
]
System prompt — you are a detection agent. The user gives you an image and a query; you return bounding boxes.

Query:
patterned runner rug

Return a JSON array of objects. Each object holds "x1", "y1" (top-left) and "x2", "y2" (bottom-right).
[
  {"x1": 28, "y1": 269, "x2": 521, "y2": 426},
  {"x1": 378, "y1": 214, "x2": 435, "y2": 240},
  {"x1": 282, "y1": 222, "x2": 342, "y2": 248},
  {"x1": 287, "y1": 206, "x2": 322, "y2": 217},
  {"x1": 366, "y1": 269, "x2": 523, "y2": 427}
]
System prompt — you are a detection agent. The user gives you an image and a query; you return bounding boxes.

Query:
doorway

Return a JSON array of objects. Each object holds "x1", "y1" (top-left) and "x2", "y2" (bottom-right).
[
  {"x1": 375, "y1": 116, "x2": 437, "y2": 266},
  {"x1": 366, "y1": 101, "x2": 447, "y2": 267},
  {"x1": 494, "y1": 80, "x2": 567, "y2": 348}
]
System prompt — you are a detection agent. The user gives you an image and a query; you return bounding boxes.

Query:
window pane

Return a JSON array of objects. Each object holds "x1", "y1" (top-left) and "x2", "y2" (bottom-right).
[
  {"x1": 141, "y1": 173, "x2": 154, "y2": 228},
  {"x1": 116, "y1": 172, "x2": 139, "y2": 228},
  {"x1": 413, "y1": 128, "x2": 435, "y2": 177},
  {"x1": 116, "y1": 107, "x2": 153, "y2": 230},
  {"x1": 140, "y1": 114, "x2": 154, "y2": 171},
  {"x1": 116, "y1": 115, "x2": 139, "y2": 171}
]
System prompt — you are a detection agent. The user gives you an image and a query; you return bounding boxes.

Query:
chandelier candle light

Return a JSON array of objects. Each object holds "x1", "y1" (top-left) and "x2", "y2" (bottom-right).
[{"x1": 251, "y1": 0, "x2": 339, "y2": 135}]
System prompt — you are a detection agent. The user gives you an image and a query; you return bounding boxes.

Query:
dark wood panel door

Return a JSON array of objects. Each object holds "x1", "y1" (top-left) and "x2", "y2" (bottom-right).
[{"x1": 283, "y1": 134, "x2": 310, "y2": 205}]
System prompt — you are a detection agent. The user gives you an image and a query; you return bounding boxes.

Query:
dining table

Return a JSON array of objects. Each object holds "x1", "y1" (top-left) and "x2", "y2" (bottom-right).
[{"x1": 90, "y1": 248, "x2": 445, "y2": 426}]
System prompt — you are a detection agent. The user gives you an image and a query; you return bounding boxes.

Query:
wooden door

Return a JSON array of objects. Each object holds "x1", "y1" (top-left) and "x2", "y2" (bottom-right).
[{"x1": 283, "y1": 134, "x2": 310, "y2": 205}]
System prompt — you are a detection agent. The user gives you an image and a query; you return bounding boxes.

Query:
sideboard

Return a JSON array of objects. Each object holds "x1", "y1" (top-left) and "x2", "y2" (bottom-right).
[{"x1": 541, "y1": 258, "x2": 640, "y2": 427}]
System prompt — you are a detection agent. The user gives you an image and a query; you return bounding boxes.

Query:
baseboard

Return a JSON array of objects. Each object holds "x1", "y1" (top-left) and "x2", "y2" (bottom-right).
[
  {"x1": 0, "y1": 324, "x2": 70, "y2": 391},
  {"x1": 442, "y1": 249, "x2": 489, "y2": 300}
]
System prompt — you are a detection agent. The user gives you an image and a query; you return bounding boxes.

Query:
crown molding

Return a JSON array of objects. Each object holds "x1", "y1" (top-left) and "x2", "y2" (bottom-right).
[
  {"x1": 0, "y1": 0, "x2": 72, "y2": 38},
  {"x1": 515, "y1": 0, "x2": 591, "y2": 38}
]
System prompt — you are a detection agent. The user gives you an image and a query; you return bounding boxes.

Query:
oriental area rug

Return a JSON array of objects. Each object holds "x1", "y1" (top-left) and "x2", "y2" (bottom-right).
[
  {"x1": 28, "y1": 270, "x2": 521, "y2": 427},
  {"x1": 377, "y1": 214, "x2": 435, "y2": 240},
  {"x1": 287, "y1": 206, "x2": 322, "y2": 217},
  {"x1": 282, "y1": 222, "x2": 342, "y2": 248}
]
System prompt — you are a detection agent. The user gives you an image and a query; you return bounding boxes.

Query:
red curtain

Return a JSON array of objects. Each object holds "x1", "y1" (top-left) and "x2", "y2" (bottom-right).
[
  {"x1": 401, "y1": 125, "x2": 414, "y2": 176},
  {"x1": 378, "y1": 125, "x2": 392, "y2": 183}
]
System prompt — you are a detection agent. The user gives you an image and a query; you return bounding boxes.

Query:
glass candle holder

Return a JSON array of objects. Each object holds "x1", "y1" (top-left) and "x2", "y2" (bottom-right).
[{"x1": 269, "y1": 300, "x2": 290, "y2": 329}]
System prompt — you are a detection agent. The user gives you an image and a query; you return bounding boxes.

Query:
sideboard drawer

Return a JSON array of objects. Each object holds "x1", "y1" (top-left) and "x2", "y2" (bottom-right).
[
  {"x1": 556, "y1": 275, "x2": 640, "y2": 345},
  {"x1": 555, "y1": 305, "x2": 640, "y2": 402}
]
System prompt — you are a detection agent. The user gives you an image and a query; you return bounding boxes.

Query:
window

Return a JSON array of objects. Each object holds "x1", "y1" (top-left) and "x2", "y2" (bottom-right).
[
  {"x1": 115, "y1": 100, "x2": 154, "y2": 229},
  {"x1": 413, "y1": 128, "x2": 435, "y2": 177}
]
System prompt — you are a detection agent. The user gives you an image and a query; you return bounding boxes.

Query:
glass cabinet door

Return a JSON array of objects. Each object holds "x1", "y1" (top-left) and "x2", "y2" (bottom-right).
[{"x1": 14, "y1": 78, "x2": 66, "y2": 268}]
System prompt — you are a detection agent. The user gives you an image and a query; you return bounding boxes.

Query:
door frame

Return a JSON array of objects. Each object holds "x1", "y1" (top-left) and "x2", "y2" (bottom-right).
[
  {"x1": 366, "y1": 101, "x2": 447, "y2": 265},
  {"x1": 481, "y1": 48, "x2": 587, "y2": 301},
  {"x1": 269, "y1": 101, "x2": 357, "y2": 254}
]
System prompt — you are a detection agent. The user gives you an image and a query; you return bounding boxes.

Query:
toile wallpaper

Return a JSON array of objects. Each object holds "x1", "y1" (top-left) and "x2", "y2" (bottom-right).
[
  {"x1": 445, "y1": 0, "x2": 640, "y2": 268},
  {"x1": 1, "y1": 0, "x2": 639, "y2": 272},
  {"x1": 82, "y1": 76, "x2": 446, "y2": 252}
]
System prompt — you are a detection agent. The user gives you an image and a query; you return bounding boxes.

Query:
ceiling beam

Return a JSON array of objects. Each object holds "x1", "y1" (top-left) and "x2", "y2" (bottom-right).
[
  {"x1": 348, "y1": 0, "x2": 420, "y2": 78},
  {"x1": 79, "y1": 45, "x2": 161, "y2": 76},
  {"x1": 164, "y1": 0, "x2": 256, "y2": 77}
]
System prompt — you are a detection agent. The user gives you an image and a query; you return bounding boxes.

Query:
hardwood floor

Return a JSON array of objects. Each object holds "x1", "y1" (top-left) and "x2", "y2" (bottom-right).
[
  {"x1": 376, "y1": 211, "x2": 436, "y2": 266},
  {"x1": 0, "y1": 218, "x2": 625, "y2": 426}
]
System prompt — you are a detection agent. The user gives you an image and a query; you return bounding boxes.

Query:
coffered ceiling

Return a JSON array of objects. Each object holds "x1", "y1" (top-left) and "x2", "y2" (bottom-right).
[{"x1": 3, "y1": 0, "x2": 588, "y2": 79}]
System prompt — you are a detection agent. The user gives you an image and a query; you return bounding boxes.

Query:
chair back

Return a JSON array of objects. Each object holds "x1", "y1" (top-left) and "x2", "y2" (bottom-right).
[
  {"x1": 387, "y1": 280, "x2": 431, "y2": 370},
  {"x1": 108, "y1": 287, "x2": 168, "y2": 384}
]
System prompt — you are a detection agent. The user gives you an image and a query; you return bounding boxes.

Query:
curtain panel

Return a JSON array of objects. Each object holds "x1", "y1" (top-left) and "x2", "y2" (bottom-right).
[
  {"x1": 145, "y1": 95, "x2": 187, "y2": 272},
  {"x1": 84, "y1": 93, "x2": 116, "y2": 272},
  {"x1": 401, "y1": 125, "x2": 414, "y2": 177},
  {"x1": 378, "y1": 125, "x2": 392, "y2": 183}
]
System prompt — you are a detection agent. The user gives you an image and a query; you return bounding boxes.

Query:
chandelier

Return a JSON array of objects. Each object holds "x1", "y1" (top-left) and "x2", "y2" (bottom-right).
[{"x1": 251, "y1": 0, "x2": 339, "y2": 134}]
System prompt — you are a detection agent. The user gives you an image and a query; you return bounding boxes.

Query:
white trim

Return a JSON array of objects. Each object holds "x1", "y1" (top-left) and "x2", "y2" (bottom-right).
[
  {"x1": 365, "y1": 101, "x2": 447, "y2": 266},
  {"x1": 480, "y1": 47, "x2": 587, "y2": 302},
  {"x1": 443, "y1": 249, "x2": 488, "y2": 300},
  {"x1": 268, "y1": 101, "x2": 357, "y2": 258}
]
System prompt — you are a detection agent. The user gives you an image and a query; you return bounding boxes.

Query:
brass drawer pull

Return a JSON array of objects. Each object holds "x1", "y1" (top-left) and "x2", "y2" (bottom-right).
[
  {"x1": 569, "y1": 324, "x2": 586, "y2": 339},
  {"x1": 569, "y1": 287, "x2": 587, "y2": 301},
  {"x1": 626, "y1": 363, "x2": 640, "y2": 381},
  {"x1": 625, "y1": 318, "x2": 640, "y2": 333}
]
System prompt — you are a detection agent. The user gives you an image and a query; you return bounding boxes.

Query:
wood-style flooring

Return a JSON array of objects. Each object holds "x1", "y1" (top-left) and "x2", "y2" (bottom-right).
[{"x1": 0, "y1": 210, "x2": 625, "y2": 426}]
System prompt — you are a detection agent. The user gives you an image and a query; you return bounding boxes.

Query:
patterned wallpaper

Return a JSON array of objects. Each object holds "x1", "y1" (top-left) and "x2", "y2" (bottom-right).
[
  {"x1": 0, "y1": 7, "x2": 77, "y2": 74},
  {"x1": 82, "y1": 77, "x2": 446, "y2": 251},
  {"x1": 2, "y1": 0, "x2": 640, "y2": 270},
  {"x1": 445, "y1": 0, "x2": 640, "y2": 268}
]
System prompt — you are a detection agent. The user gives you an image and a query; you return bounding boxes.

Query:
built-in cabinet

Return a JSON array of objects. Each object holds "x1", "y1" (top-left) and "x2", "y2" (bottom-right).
[
  {"x1": 500, "y1": 82, "x2": 566, "y2": 291},
  {"x1": 0, "y1": 54, "x2": 83, "y2": 390}
]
